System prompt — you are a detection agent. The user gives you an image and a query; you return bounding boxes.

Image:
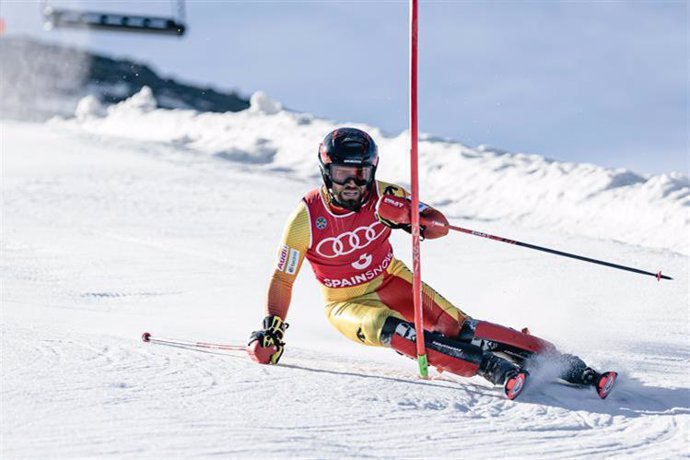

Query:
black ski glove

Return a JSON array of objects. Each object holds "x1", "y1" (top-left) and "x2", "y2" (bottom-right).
[{"x1": 247, "y1": 315, "x2": 289, "y2": 364}]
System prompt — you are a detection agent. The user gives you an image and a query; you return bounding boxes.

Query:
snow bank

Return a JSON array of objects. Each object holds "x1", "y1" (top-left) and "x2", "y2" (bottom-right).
[{"x1": 54, "y1": 90, "x2": 689, "y2": 254}]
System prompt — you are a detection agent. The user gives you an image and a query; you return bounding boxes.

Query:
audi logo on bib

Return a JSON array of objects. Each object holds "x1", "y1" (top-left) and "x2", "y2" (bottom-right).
[{"x1": 316, "y1": 222, "x2": 387, "y2": 258}]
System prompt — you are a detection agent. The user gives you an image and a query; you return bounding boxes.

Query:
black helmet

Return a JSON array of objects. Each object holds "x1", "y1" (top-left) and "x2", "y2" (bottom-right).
[{"x1": 318, "y1": 127, "x2": 379, "y2": 191}]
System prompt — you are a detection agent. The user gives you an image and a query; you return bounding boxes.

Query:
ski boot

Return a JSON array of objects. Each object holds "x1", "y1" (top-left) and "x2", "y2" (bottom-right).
[
  {"x1": 560, "y1": 354, "x2": 617, "y2": 399},
  {"x1": 479, "y1": 353, "x2": 529, "y2": 400}
]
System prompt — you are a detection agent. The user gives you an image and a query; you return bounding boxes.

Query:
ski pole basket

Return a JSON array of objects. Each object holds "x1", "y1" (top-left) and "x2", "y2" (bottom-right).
[{"x1": 41, "y1": 1, "x2": 187, "y2": 37}]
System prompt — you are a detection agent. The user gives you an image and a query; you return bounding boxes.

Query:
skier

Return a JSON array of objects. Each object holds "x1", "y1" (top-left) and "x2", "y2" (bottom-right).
[{"x1": 248, "y1": 127, "x2": 616, "y2": 400}]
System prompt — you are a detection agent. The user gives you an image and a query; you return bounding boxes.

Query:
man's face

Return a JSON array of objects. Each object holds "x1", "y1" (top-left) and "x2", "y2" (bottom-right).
[
  {"x1": 327, "y1": 165, "x2": 374, "y2": 210},
  {"x1": 331, "y1": 180, "x2": 368, "y2": 209}
]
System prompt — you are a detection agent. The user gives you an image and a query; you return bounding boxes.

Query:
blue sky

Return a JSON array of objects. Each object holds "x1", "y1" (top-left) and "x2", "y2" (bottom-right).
[{"x1": 2, "y1": 1, "x2": 687, "y2": 175}]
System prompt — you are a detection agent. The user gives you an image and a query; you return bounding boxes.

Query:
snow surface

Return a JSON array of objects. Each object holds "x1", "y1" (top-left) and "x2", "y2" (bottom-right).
[{"x1": 1, "y1": 91, "x2": 689, "y2": 458}]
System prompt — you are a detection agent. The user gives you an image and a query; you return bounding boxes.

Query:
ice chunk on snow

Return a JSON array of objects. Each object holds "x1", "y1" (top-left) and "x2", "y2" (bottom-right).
[
  {"x1": 75, "y1": 95, "x2": 105, "y2": 120},
  {"x1": 110, "y1": 86, "x2": 157, "y2": 113},
  {"x1": 249, "y1": 91, "x2": 282, "y2": 115}
]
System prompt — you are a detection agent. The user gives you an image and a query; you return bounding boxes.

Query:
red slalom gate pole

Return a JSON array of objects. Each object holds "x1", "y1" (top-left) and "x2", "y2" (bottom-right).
[
  {"x1": 141, "y1": 332, "x2": 246, "y2": 351},
  {"x1": 409, "y1": 0, "x2": 428, "y2": 378}
]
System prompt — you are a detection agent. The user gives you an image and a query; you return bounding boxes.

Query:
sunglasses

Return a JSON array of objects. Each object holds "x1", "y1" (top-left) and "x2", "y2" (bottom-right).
[{"x1": 329, "y1": 165, "x2": 375, "y2": 186}]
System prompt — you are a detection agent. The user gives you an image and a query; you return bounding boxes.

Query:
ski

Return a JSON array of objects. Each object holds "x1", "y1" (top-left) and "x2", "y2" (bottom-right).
[{"x1": 141, "y1": 332, "x2": 616, "y2": 401}]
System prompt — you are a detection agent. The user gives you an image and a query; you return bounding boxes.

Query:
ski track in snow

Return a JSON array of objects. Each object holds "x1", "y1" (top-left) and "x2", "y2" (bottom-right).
[
  {"x1": 2, "y1": 118, "x2": 689, "y2": 458},
  {"x1": 2, "y1": 324, "x2": 688, "y2": 458}
]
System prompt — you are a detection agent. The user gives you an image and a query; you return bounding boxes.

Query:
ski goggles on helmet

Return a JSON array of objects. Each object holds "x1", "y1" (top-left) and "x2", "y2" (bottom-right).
[{"x1": 328, "y1": 164, "x2": 375, "y2": 186}]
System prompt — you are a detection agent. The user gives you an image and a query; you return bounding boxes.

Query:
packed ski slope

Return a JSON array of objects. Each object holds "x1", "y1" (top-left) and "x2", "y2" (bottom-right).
[{"x1": 2, "y1": 91, "x2": 688, "y2": 458}]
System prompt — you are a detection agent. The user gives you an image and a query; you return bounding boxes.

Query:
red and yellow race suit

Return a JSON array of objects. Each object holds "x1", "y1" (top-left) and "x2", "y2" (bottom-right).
[{"x1": 267, "y1": 180, "x2": 469, "y2": 346}]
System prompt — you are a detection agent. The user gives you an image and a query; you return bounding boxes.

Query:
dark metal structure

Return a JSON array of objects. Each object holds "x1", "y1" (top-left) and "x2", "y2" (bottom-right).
[{"x1": 42, "y1": 1, "x2": 186, "y2": 36}]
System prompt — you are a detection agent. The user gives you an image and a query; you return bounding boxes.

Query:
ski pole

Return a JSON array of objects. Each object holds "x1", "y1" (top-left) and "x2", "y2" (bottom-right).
[
  {"x1": 141, "y1": 332, "x2": 246, "y2": 351},
  {"x1": 425, "y1": 220, "x2": 672, "y2": 281}
]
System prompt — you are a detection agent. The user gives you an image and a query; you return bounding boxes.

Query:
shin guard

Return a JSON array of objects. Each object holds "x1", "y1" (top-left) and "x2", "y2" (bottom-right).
[
  {"x1": 462, "y1": 320, "x2": 558, "y2": 355},
  {"x1": 381, "y1": 317, "x2": 482, "y2": 377}
]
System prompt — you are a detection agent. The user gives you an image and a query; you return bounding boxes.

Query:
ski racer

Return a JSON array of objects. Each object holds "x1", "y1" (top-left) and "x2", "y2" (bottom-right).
[{"x1": 248, "y1": 127, "x2": 616, "y2": 400}]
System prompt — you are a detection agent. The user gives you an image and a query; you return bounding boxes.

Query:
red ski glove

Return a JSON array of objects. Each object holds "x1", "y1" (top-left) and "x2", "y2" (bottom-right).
[
  {"x1": 376, "y1": 195, "x2": 449, "y2": 240},
  {"x1": 420, "y1": 206, "x2": 449, "y2": 239},
  {"x1": 376, "y1": 195, "x2": 412, "y2": 228},
  {"x1": 247, "y1": 315, "x2": 288, "y2": 364}
]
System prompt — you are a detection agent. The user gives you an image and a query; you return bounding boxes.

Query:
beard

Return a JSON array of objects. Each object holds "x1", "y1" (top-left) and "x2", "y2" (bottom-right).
[
  {"x1": 336, "y1": 197, "x2": 361, "y2": 211},
  {"x1": 333, "y1": 186, "x2": 367, "y2": 211}
]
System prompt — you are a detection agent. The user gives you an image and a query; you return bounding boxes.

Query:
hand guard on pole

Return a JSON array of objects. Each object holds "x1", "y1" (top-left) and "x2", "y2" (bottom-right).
[
  {"x1": 375, "y1": 195, "x2": 449, "y2": 240},
  {"x1": 247, "y1": 315, "x2": 289, "y2": 364}
]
